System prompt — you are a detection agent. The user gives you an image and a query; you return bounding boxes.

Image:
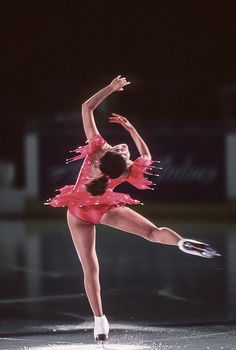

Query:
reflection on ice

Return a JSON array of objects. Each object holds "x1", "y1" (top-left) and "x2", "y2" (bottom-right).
[
  {"x1": 1, "y1": 324, "x2": 235, "y2": 350},
  {"x1": 99, "y1": 346, "x2": 150, "y2": 350},
  {"x1": 24, "y1": 345, "x2": 150, "y2": 350},
  {"x1": 0, "y1": 218, "x2": 236, "y2": 331}
]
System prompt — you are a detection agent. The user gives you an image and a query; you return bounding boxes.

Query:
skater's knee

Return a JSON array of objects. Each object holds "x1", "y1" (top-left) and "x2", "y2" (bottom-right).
[
  {"x1": 83, "y1": 263, "x2": 99, "y2": 279},
  {"x1": 148, "y1": 227, "x2": 170, "y2": 244},
  {"x1": 147, "y1": 227, "x2": 162, "y2": 243},
  {"x1": 80, "y1": 255, "x2": 99, "y2": 277}
]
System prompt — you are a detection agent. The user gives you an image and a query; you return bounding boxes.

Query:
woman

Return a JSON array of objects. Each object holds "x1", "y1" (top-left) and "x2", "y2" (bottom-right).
[{"x1": 46, "y1": 75, "x2": 219, "y2": 344}]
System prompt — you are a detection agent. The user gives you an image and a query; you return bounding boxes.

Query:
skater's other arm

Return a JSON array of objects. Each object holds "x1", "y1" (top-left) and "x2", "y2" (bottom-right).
[
  {"x1": 81, "y1": 76, "x2": 130, "y2": 140},
  {"x1": 109, "y1": 114, "x2": 151, "y2": 160}
]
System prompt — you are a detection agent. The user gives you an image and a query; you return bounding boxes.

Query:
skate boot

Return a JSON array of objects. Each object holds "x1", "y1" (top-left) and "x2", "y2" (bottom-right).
[
  {"x1": 94, "y1": 315, "x2": 109, "y2": 344},
  {"x1": 178, "y1": 238, "x2": 221, "y2": 258}
]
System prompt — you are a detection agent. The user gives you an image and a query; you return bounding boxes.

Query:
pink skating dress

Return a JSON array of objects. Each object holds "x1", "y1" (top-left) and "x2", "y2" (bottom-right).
[{"x1": 45, "y1": 134, "x2": 158, "y2": 224}]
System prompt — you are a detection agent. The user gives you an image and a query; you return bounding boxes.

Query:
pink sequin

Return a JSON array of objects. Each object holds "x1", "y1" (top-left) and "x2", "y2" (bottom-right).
[{"x1": 45, "y1": 135, "x2": 158, "y2": 224}]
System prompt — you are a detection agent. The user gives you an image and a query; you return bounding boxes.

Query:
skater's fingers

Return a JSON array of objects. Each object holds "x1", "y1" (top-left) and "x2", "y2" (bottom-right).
[
  {"x1": 109, "y1": 117, "x2": 125, "y2": 124},
  {"x1": 111, "y1": 113, "x2": 124, "y2": 117},
  {"x1": 109, "y1": 119, "x2": 123, "y2": 124}
]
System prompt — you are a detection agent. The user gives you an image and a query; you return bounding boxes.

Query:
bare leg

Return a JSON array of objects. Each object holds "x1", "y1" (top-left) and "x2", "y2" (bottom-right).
[
  {"x1": 67, "y1": 210, "x2": 103, "y2": 317},
  {"x1": 101, "y1": 206, "x2": 182, "y2": 245}
]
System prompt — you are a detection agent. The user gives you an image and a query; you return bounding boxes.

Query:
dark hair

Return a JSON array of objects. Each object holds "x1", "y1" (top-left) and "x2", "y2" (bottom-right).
[
  {"x1": 86, "y1": 175, "x2": 109, "y2": 196},
  {"x1": 86, "y1": 151, "x2": 127, "y2": 196}
]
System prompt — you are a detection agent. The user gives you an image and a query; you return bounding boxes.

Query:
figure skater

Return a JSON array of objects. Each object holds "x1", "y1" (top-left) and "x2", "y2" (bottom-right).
[{"x1": 45, "y1": 75, "x2": 220, "y2": 344}]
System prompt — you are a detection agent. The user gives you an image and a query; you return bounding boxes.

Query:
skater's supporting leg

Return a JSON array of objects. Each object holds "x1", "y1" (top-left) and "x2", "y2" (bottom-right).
[
  {"x1": 101, "y1": 206, "x2": 182, "y2": 245},
  {"x1": 67, "y1": 210, "x2": 103, "y2": 317}
]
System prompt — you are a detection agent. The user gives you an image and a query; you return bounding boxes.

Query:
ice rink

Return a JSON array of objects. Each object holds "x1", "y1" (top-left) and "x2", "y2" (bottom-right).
[
  {"x1": 1, "y1": 323, "x2": 236, "y2": 349},
  {"x1": 0, "y1": 218, "x2": 236, "y2": 349}
]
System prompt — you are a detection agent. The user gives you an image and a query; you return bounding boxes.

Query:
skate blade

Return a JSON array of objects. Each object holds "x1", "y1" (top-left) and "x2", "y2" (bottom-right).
[
  {"x1": 99, "y1": 343, "x2": 105, "y2": 350},
  {"x1": 183, "y1": 241, "x2": 221, "y2": 258},
  {"x1": 96, "y1": 334, "x2": 108, "y2": 348},
  {"x1": 202, "y1": 251, "x2": 221, "y2": 258}
]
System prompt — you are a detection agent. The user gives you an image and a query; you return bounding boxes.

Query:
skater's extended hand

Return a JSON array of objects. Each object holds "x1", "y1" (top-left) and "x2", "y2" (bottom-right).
[
  {"x1": 110, "y1": 75, "x2": 131, "y2": 92},
  {"x1": 109, "y1": 113, "x2": 134, "y2": 131}
]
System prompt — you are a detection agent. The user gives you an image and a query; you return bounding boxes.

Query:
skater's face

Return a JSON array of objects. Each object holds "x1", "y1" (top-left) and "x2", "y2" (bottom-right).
[{"x1": 109, "y1": 144, "x2": 130, "y2": 162}]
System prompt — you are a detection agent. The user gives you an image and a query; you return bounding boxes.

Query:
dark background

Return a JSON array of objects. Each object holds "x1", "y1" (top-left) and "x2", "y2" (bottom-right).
[
  {"x1": 0, "y1": 2, "x2": 236, "y2": 338},
  {"x1": 1, "y1": 1, "x2": 236, "y2": 184}
]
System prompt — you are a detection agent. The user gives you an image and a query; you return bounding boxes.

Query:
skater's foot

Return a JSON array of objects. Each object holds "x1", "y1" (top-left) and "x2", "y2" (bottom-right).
[
  {"x1": 178, "y1": 239, "x2": 221, "y2": 258},
  {"x1": 94, "y1": 315, "x2": 109, "y2": 344}
]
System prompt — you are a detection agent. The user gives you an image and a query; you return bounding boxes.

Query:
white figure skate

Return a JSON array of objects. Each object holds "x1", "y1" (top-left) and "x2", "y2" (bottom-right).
[
  {"x1": 94, "y1": 315, "x2": 109, "y2": 345},
  {"x1": 178, "y1": 238, "x2": 221, "y2": 258}
]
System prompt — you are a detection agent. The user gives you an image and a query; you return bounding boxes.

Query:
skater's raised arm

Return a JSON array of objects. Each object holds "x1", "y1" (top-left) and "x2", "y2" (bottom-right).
[
  {"x1": 81, "y1": 76, "x2": 130, "y2": 140},
  {"x1": 109, "y1": 113, "x2": 151, "y2": 160}
]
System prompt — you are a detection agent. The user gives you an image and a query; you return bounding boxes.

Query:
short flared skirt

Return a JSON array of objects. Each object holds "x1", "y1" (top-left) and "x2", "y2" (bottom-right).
[{"x1": 45, "y1": 185, "x2": 140, "y2": 225}]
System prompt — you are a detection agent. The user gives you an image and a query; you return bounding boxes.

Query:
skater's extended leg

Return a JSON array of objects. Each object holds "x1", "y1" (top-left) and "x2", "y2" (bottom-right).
[
  {"x1": 101, "y1": 206, "x2": 182, "y2": 245},
  {"x1": 67, "y1": 210, "x2": 103, "y2": 316},
  {"x1": 101, "y1": 206, "x2": 220, "y2": 257}
]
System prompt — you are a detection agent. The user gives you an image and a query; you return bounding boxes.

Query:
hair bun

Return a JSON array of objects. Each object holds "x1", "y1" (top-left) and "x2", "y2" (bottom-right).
[{"x1": 86, "y1": 176, "x2": 108, "y2": 196}]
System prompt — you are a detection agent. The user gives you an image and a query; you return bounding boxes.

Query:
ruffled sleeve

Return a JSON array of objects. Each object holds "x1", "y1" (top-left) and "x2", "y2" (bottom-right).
[
  {"x1": 127, "y1": 157, "x2": 161, "y2": 190},
  {"x1": 66, "y1": 134, "x2": 107, "y2": 163}
]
